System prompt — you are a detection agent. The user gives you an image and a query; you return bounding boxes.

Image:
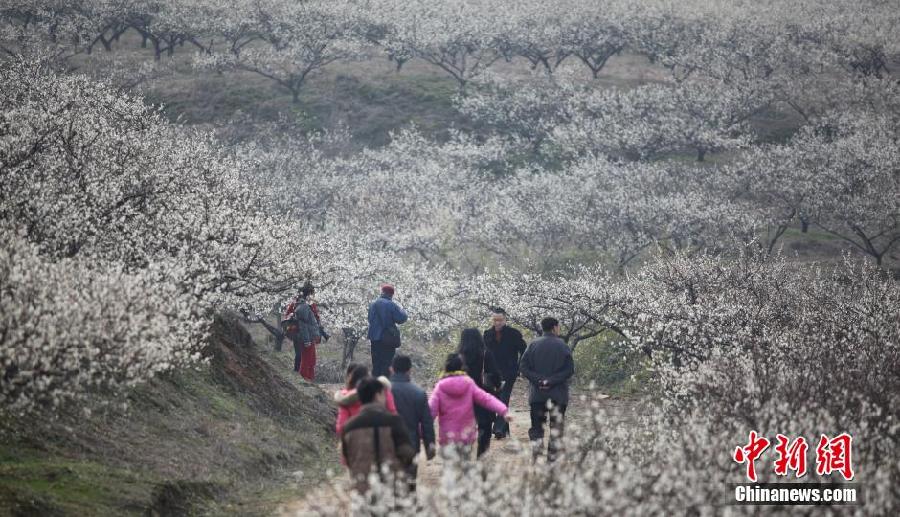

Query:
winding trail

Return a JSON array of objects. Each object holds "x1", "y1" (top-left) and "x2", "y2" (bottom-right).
[{"x1": 278, "y1": 381, "x2": 642, "y2": 515}]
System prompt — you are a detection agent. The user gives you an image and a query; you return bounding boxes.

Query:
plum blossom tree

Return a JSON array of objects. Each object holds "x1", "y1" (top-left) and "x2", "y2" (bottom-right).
[
  {"x1": 549, "y1": 80, "x2": 768, "y2": 161},
  {"x1": 619, "y1": 248, "x2": 900, "y2": 493},
  {"x1": 315, "y1": 129, "x2": 506, "y2": 260},
  {"x1": 368, "y1": 0, "x2": 510, "y2": 90},
  {"x1": 0, "y1": 60, "x2": 377, "y2": 411},
  {"x1": 196, "y1": 0, "x2": 365, "y2": 103},
  {"x1": 461, "y1": 75, "x2": 770, "y2": 162},
  {"x1": 0, "y1": 0, "x2": 101, "y2": 62},
  {"x1": 737, "y1": 109, "x2": 900, "y2": 263},
  {"x1": 121, "y1": 0, "x2": 225, "y2": 59},
  {"x1": 0, "y1": 229, "x2": 204, "y2": 414},
  {"x1": 455, "y1": 75, "x2": 576, "y2": 156},
  {"x1": 473, "y1": 157, "x2": 758, "y2": 269},
  {"x1": 495, "y1": 0, "x2": 572, "y2": 75},
  {"x1": 470, "y1": 263, "x2": 625, "y2": 350},
  {"x1": 1, "y1": 59, "x2": 262, "y2": 286},
  {"x1": 557, "y1": 0, "x2": 635, "y2": 79},
  {"x1": 812, "y1": 0, "x2": 900, "y2": 79}
]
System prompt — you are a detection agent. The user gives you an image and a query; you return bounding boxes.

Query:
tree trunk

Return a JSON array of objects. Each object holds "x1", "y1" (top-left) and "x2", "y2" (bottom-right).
[
  {"x1": 767, "y1": 224, "x2": 788, "y2": 254},
  {"x1": 341, "y1": 328, "x2": 361, "y2": 369}
]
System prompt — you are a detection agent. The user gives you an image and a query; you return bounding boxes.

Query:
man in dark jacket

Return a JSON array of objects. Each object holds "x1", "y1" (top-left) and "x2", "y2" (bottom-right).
[
  {"x1": 367, "y1": 283, "x2": 408, "y2": 377},
  {"x1": 341, "y1": 377, "x2": 415, "y2": 494},
  {"x1": 519, "y1": 317, "x2": 575, "y2": 462},
  {"x1": 483, "y1": 308, "x2": 527, "y2": 439},
  {"x1": 389, "y1": 354, "x2": 435, "y2": 492}
]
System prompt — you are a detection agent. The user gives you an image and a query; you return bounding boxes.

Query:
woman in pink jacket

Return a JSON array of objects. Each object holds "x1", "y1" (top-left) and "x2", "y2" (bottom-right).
[{"x1": 429, "y1": 353, "x2": 511, "y2": 460}]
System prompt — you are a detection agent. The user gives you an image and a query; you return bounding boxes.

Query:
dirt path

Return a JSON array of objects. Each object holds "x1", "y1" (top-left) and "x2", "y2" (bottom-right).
[{"x1": 278, "y1": 381, "x2": 642, "y2": 516}]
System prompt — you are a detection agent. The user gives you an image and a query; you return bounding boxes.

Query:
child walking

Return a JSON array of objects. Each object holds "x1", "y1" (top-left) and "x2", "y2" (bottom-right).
[{"x1": 429, "y1": 353, "x2": 511, "y2": 462}]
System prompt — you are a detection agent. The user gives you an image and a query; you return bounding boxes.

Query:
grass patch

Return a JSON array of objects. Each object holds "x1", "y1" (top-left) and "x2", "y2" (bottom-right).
[
  {"x1": 0, "y1": 453, "x2": 156, "y2": 516},
  {"x1": 573, "y1": 332, "x2": 651, "y2": 395}
]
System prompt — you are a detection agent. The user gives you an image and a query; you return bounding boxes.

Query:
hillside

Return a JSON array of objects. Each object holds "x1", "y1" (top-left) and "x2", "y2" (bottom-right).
[
  {"x1": 0, "y1": 314, "x2": 337, "y2": 516},
  {"x1": 72, "y1": 31, "x2": 802, "y2": 149}
]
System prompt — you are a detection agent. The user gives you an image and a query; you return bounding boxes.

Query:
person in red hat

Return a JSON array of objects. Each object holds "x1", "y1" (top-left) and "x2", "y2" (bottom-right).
[{"x1": 367, "y1": 283, "x2": 408, "y2": 377}]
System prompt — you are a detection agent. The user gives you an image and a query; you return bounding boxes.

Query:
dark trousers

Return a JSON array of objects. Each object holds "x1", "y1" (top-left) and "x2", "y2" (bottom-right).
[
  {"x1": 492, "y1": 377, "x2": 517, "y2": 436},
  {"x1": 405, "y1": 461, "x2": 418, "y2": 493},
  {"x1": 475, "y1": 407, "x2": 495, "y2": 457},
  {"x1": 529, "y1": 401, "x2": 567, "y2": 462},
  {"x1": 292, "y1": 340, "x2": 303, "y2": 372},
  {"x1": 370, "y1": 340, "x2": 396, "y2": 378}
]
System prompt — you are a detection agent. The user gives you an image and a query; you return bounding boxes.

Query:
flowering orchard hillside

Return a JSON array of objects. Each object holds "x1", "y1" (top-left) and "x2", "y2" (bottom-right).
[{"x1": 1, "y1": 0, "x2": 899, "y2": 515}]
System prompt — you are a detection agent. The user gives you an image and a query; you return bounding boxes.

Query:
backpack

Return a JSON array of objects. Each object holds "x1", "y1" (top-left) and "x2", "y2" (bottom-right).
[{"x1": 281, "y1": 300, "x2": 299, "y2": 339}]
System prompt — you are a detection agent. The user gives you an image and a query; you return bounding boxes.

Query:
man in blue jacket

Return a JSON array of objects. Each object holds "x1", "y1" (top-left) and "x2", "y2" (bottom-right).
[{"x1": 367, "y1": 283, "x2": 408, "y2": 377}]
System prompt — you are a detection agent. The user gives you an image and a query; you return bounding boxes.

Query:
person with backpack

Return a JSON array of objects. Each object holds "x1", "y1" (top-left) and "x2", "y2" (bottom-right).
[
  {"x1": 281, "y1": 282, "x2": 327, "y2": 380},
  {"x1": 429, "y1": 353, "x2": 511, "y2": 462},
  {"x1": 457, "y1": 328, "x2": 503, "y2": 457},
  {"x1": 389, "y1": 354, "x2": 436, "y2": 492},
  {"x1": 483, "y1": 308, "x2": 527, "y2": 439},
  {"x1": 367, "y1": 283, "x2": 408, "y2": 378},
  {"x1": 303, "y1": 284, "x2": 330, "y2": 381},
  {"x1": 341, "y1": 377, "x2": 415, "y2": 495},
  {"x1": 519, "y1": 317, "x2": 575, "y2": 462}
]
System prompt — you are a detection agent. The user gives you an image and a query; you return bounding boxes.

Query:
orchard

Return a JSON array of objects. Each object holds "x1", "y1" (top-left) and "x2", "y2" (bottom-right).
[{"x1": 1, "y1": 0, "x2": 898, "y2": 514}]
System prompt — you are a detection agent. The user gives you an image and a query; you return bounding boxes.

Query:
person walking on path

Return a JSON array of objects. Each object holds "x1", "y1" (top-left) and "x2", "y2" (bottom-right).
[
  {"x1": 388, "y1": 355, "x2": 435, "y2": 492},
  {"x1": 483, "y1": 308, "x2": 527, "y2": 440},
  {"x1": 282, "y1": 282, "x2": 324, "y2": 379},
  {"x1": 341, "y1": 377, "x2": 415, "y2": 495},
  {"x1": 429, "y1": 353, "x2": 510, "y2": 462},
  {"x1": 335, "y1": 364, "x2": 397, "y2": 436},
  {"x1": 457, "y1": 328, "x2": 503, "y2": 457},
  {"x1": 519, "y1": 317, "x2": 575, "y2": 462},
  {"x1": 367, "y1": 283, "x2": 408, "y2": 378}
]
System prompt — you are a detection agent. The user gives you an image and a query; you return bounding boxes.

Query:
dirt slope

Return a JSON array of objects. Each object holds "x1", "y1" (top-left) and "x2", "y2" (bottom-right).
[{"x1": 0, "y1": 313, "x2": 337, "y2": 516}]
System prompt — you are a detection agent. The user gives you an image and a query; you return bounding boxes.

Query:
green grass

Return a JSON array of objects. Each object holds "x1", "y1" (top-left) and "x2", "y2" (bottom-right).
[
  {"x1": 780, "y1": 226, "x2": 837, "y2": 243},
  {"x1": 573, "y1": 332, "x2": 652, "y2": 396},
  {"x1": 0, "y1": 453, "x2": 156, "y2": 516}
]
